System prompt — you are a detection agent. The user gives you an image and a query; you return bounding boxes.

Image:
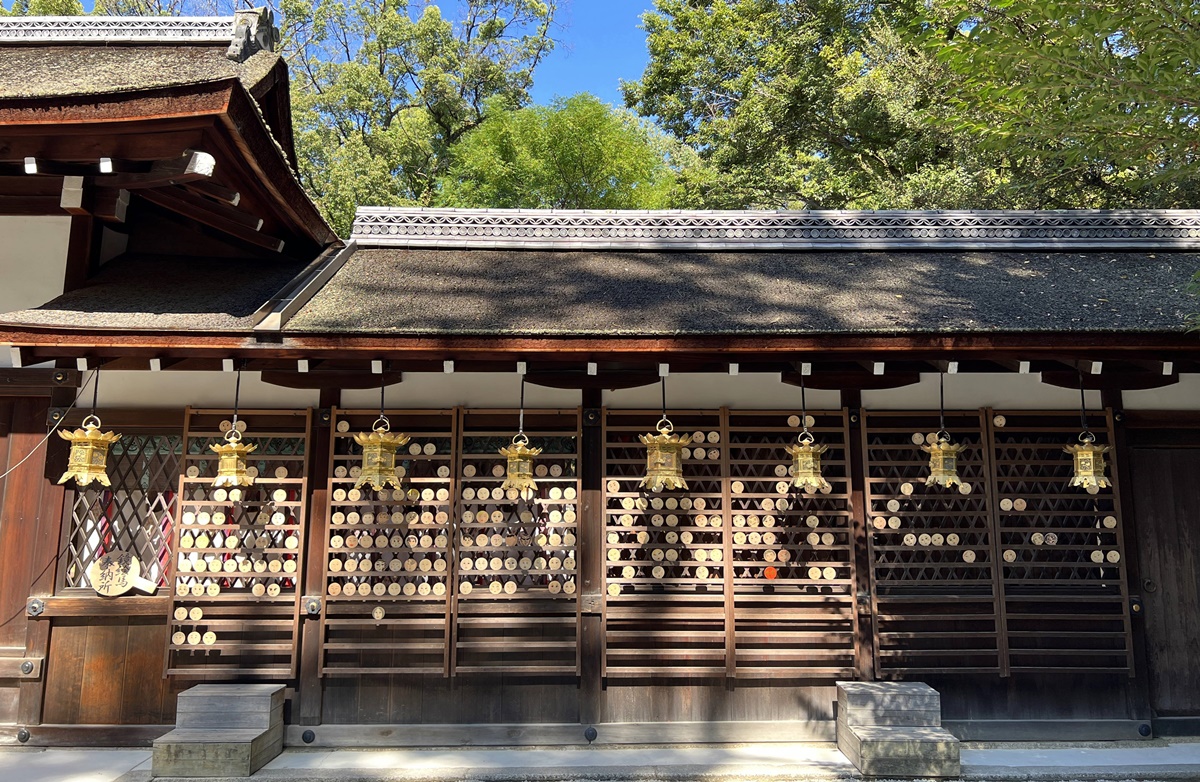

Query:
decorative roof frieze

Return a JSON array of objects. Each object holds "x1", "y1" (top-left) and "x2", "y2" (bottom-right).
[{"x1": 352, "y1": 207, "x2": 1200, "y2": 251}]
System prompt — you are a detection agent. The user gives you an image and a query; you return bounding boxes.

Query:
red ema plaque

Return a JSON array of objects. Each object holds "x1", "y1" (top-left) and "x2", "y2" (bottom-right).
[{"x1": 764, "y1": 566, "x2": 778, "y2": 580}]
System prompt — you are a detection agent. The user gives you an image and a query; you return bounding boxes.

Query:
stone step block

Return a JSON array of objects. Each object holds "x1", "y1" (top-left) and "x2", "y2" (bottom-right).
[
  {"x1": 152, "y1": 723, "x2": 283, "y2": 778},
  {"x1": 838, "y1": 724, "x2": 960, "y2": 778},
  {"x1": 837, "y1": 681, "x2": 942, "y2": 726},
  {"x1": 175, "y1": 683, "x2": 285, "y2": 730}
]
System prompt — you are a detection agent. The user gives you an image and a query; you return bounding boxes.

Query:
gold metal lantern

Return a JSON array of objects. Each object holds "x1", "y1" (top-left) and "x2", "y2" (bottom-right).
[
  {"x1": 500, "y1": 433, "x2": 542, "y2": 500},
  {"x1": 922, "y1": 436, "x2": 964, "y2": 489},
  {"x1": 57, "y1": 415, "x2": 121, "y2": 488},
  {"x1": 785, "y1": 433, "x2": 830, "y2": 493},
  {"x1": 210, "y1": 428, "x2": 257, "y2": 488},
  {"x1": 1065, "y1": 434, "x2": 1111, "y2": 490},
  {"x1": 354, "y1": 417, "x2": 410, "y2": 492},
  {"x1": 640, "y1": 418, "x2": 688, "y2": 492}
]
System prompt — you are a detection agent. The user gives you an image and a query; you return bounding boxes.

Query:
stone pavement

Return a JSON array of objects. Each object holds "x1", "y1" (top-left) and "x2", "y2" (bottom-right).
[{"x1": 2, "y1": 739, "x2": 1200, "y2": 781}]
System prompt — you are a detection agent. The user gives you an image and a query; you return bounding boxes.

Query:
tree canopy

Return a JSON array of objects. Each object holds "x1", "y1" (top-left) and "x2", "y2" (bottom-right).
[
  {"x1": 439, "y1": 93, "x2": 684, "y2": 209},
  {"x1": 280, "y1": 0, "x2": 557, "y2": 235}
]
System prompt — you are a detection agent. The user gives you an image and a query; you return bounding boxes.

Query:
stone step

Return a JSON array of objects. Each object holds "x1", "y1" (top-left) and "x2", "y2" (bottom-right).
[
  {"x1": 175, "y1": 683, "x2": 285, "y2": 730},
  {"x1": 838, "y1": 724, "x2": 960, "y2": 778},
  {"x1": 836, "y1": 681, "x2": 942, "y2": 726},
  {"x1": 152, "y1": 723, "x2": 283, "y2": 778}
]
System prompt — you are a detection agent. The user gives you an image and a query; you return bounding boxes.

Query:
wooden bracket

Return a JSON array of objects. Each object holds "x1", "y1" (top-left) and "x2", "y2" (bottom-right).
[{"x1": 0, "y1": 657, "x2": 43, "y2": 680}]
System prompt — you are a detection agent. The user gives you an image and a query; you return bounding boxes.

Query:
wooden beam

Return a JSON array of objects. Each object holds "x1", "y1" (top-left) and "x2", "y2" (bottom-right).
[
  {"x1": 524, "y1": 370, "x2": 659, "y2": 391},
  {"x1": 92, "y1": 188, "x2": 129, "y2": 223},
  {"x1": 182, "y1": 179, "x2": 240, "y2": 206},
  {"x1": 58, "y1": 176, "x2": 88, "y2": 216},
  {"x1": 143, "y1": 184, "x2": 262, "y2": 231},
  {"x1": 93, "y1": 149, "x2": 215, "y2": 190},
  {"x1": 136, "y1": 188, "x2": 283, "y2": 252},
  {"x1": 782, "y1": 369, "x2": 921, "y2": 391},
  {"x1": 0, "y1": 195, "x2": 63, "y2": 215}
]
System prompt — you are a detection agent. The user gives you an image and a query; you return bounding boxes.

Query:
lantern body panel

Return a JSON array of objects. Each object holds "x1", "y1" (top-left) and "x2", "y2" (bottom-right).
[
  {"x1": 784, "y1": 441, "x2": 830, "y2": 492},
  {"x1": 354, "y1": 430, "x2": 411, "y2": 491},
  {"x1": 57, "y1": 424, "x2": 121, "y2": 487},
  {"x1": 1065, "y1": 443, "x2": 1111, "y2": 489},
  {"x1": 210, "y1": 441, "x2": 258, "y2": 487},
  {"x1": 639, "y1": 432, "x2": 688, "y2": 492},
  {"x1": 922, "y1": 440, "x2": 964, "y2": 488},
  {"x1": 499, "y1": 441, "x2": 542, "y2": 500}
]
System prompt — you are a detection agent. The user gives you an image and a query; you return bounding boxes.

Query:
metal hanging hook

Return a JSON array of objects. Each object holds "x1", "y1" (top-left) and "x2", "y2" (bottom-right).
[
  {"x1": 227, "y1": 363, "x2": 244, "y2": 443},
  {"x1": 1078, "y1": 368, "x2": 1092, "y2": 439},
  {"x1": 937, "y1": 372, "x2": 950, "y2": 443},
  {"x1": 657, "y1": 377, "x2": 673, "y2": 433},
  {"x1": 799, "y1": 367, "x2": 811, "y2": 442},
  {"x1": 82, "y1": 367, "x2": 102, "y2": 429}
]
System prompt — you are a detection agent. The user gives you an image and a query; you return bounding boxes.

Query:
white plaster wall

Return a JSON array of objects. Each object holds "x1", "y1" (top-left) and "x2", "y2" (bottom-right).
[
  {"x1": 603, "y1": 373, "x2": 840, "y2": 410},
  {"x1": 343, "y1": 373, "x2": 581, "y2": 410},
  {"x1": 863, "y1": 372, "x2": 1103, "y2": 411},
  {"x1": 1121, "y1": 374, "x2": 1200, "y2": 410},
  {"x1": 93, "y1": 371, "x2": 319, "y2": 410},
  {"x1": 0, "y1": 215, "x2": 71, "y2": 315}
]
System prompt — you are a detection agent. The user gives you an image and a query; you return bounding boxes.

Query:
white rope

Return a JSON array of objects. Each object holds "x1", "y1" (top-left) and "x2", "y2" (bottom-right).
[{"x1": 0, "y1": 370, "x2": 96, "y2": 483}]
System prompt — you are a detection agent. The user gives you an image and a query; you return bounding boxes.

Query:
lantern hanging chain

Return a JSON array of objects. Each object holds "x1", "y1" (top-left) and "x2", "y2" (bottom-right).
[
  {"x1": 518, "y1": 377, "x2": 526, "y2": 436},
  {"x1": 937, "y1": 372, "x2": 950, "y2": 443},
  {"x1": 1078, "y1": 369, "x2": 1095, "y2": 443},
  {"x1": 83, "y1": 367, "x2": 101, "y2": 428},
  {"x1": 799, "y1": 370, "x2": 814, "y2": 444},
  {"x1": 227, "y1": 365, "x2": 244, "y2": 442},
  {"x1": 0, "y1": 369, "x2": 97, "y2": 483},
  {"x1": 657, "y1": 377, "x2": 673, "y2": 433},
  {"x1": 374, "y1": 372, "x2": 390, "y2": 433}
]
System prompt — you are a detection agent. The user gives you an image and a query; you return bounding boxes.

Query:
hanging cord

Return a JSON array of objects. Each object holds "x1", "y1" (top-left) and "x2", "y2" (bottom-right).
[
  {"x1": 518, "y1": 377, "x2": 526, "y2": 437},
  {"x1": 1078, "y1": 368, "x2": 1095, "y2": 443},
  {"x1": 656, "y1": 377, "x2": 673, "y2": 434},
  {"x1": 226, "y1": 365, "x2": 244, "y2": 442},
  {"x1": 82, "y1": 367, "x2": 102, "y2": 428},
  {"x1": 374, "y1": 370, "x2": 390, "y2": 433},
  {"x1": 0, "y1": 369, "x2": 97, "y2": 482},
  {"x1": 798, "y1": 370, "x2": 814, "y2": 444},
  {"x1": 937, "y1": 372, "x2": 950, "y2": 442}
]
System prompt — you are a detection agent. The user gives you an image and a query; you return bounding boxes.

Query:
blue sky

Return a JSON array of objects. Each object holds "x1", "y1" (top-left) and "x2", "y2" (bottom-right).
[{"x1": 530, "y1": 1, "x2": 656, "y2": 107}]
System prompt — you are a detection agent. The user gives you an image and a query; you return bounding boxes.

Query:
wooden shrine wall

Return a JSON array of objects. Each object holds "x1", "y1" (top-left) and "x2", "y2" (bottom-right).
[{"x1": 4, "y1": 401, "x2": 1161, "y2": 735}]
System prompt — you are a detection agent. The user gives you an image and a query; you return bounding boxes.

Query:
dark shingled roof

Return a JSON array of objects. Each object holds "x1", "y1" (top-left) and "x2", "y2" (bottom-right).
[
  {"x1": 0, "y1": 254, "x2": 301, "y2": 333},
  {"x1": 0, "y1": 45, "x2": 279, "y2": 99},
  {"x1": 284, "y1": 248, "x2": 1200, "y2": 336}
]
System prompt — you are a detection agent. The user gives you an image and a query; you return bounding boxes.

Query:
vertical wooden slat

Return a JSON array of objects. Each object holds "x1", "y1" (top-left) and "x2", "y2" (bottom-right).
[
  {"x1": 299, "y1": 391, "x2": 338, "y2": 724},
  {"x1": 981, "y1": 408, "x2": 1011, "y2": 677},
  {"x1": 719, "y1": 406, "x2": 735, "y2": 680},
  {"x1": 120, "y1": 618, "x2": 169, "y2": 724},
  {"x1": 447, "y1": 407, "x2": 462, "y2": 677},
  {"x1": 78, "y1": 620, "x2": 129, "y2": 724},
  {"x1": 842, "y1": 395, "x2": 873, "y2": 681},
  {"x1": 579, "y1": 391, "x2": 604, "y2": 724}
]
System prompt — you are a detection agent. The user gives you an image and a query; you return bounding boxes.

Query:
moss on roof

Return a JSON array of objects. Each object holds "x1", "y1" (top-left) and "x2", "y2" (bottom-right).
[{"x1": 0, "y1": 45, "x2": 278, "y2": 99}]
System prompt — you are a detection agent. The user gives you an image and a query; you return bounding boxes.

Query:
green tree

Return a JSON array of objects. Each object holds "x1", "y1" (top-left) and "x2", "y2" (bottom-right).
[
  {"x1": 439, "y1": 93, "x2": 685, "y2": 209},
  {"x1": 281, "y1": 0, "x2": 557, "y2": 235},
  {"x1": 925, "y1": 1, "x2": 1200, "y2": 199}
]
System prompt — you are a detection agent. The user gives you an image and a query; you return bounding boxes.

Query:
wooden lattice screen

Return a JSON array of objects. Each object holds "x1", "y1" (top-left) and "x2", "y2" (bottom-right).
[
  {"x1": 601, "y1": 408, "x2": 856, "y2": 680},
  {"x1": 728, "y1": 410, "x2": 857, "y2": 679},
  {"x1": 987, "y1": 409, "x2": 1133, "y2": 674},
  {"x1": 862, "y1": 411, "x2": 1002, "y2": 677},
  {"x1": 165, "y1": 408, "x2": 311, "y2": 678},
  {"x1": 319, "y1": 408, "x2": 580, "y2": 677},
  {"x1": 61, "y1": 431, "x2": 181, "y2": 589},
  {"x1": 320, "y1": 409, "x2": 458, "y2": 676}
]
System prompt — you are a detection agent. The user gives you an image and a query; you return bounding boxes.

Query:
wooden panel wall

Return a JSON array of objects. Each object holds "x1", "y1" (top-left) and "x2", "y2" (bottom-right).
[{"x1": 1128, "y1": 444, "x2": 1200, "y2": 715}]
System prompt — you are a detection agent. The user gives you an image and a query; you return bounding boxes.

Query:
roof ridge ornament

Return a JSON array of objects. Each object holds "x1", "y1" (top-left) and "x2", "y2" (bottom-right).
[
  {"x1": 350, "y1": 206, "x2": 1200, "y2": 252},
  {"x1": 0, "y1": 8, "x2": 279, "y2": 58}
]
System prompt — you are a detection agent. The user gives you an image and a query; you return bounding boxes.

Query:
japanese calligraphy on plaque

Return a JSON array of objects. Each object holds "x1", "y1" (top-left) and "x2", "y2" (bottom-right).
[{"x1": 87, "y1": 551, "x2": 157, "y2": 596}]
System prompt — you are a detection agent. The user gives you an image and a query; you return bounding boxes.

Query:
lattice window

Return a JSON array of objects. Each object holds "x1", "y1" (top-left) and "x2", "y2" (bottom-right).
[{"x1": 62, "y1": 432, "x2": 182, "y2": 590}]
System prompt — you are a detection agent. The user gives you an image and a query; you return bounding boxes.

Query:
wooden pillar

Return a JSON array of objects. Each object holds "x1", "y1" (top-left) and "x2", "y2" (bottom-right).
[
  {"x1": 0, "y1": 393, "x2": 69, "y2": 726},
  {"x1": 298, "y1": 389, "x2": 338, "y2": 725},
  {"x1": 578, "y1": 390, "x2": 604, "y2": 725},
  {"x1": 1102, "y1": 389, "x2": 1153, "y2": 724},
  {"x1": 841, "y1": 390, "x2": 875, "y2": 681}
]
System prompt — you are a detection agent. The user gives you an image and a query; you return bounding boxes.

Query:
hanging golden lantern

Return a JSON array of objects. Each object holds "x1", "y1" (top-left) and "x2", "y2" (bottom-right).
[
  {"x1": 354, "y1": 417, "x2": 410, "y2": 492},
  {"x1": 210, "y1": 428, "x2": 257, "y2": 487},
  {"x1": 785, "y1": 432, "x2": 830, "y2": 493},
  {"x1": 500, "y1": 433, "x2": 542, "y2": 500},
  {"x1": 640, "y1": 418, "x2": 688, "y2": 492},
  {"x1": 1065, "y1": 433, "x2": 1110, "y2": 490},
  {"x1": 922, "y1": 435, "x2": 964, "y2": 489},
  {"x1": 57, "y1": 415, "x2": 121, "y2": 487}
]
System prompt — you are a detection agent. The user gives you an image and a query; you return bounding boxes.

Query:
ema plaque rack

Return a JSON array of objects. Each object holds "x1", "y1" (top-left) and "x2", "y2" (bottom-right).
[
  {"x1": 165, "y1": 408, "x2": 311, "y2": 679},
  {"x1": 861, "y1": 410, "x2": 1002, "y2": 677}
]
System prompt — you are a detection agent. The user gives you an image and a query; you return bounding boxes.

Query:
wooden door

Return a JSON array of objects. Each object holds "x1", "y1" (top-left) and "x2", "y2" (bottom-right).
[{"x1": 1129, "y1": 445, "x2": 1200, "y2": 715}]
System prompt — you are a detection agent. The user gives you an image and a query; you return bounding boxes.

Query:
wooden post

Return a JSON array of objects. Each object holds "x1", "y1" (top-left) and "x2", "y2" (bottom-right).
[
  {"x1": 1102, "y1": 389, "x2": 1153, "y2": 723},
  {"x1": 298, "y1": 390, "x2": 338, "y2": 725},
  {"x1": 578, "y1": 390, "x2": 604, "y2": 725},
  {"x1": 841, "y1": 390, "x2": 875, "y2": 681}
]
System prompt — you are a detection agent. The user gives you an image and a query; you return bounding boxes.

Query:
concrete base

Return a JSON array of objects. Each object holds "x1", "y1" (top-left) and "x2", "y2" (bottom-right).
[{"x1": 838, "y1": 723, "x2": 961, "y2": 777}]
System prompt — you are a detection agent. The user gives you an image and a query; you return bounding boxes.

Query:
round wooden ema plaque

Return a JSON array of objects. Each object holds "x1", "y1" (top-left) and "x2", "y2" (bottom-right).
[{"x1": 86, "y1": 552, "x2": 157, "y2": 596}]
